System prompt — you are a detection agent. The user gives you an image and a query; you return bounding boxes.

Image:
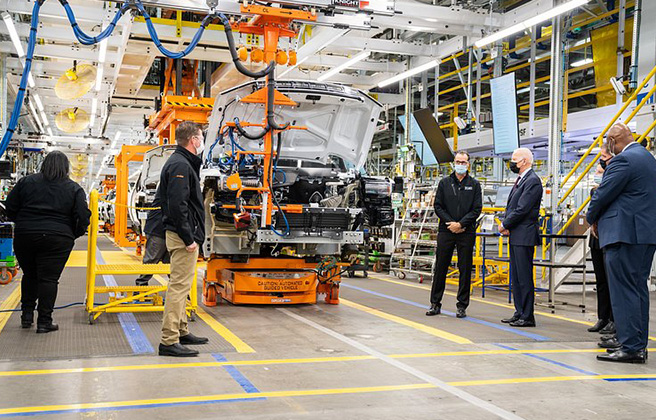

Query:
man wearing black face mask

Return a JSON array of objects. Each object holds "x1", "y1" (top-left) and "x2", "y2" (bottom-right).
[
  {"x1": 587, "y1": 123, "x2": 656, "y2": 364},
  {"x1": 158, "y1": 121, "x2": 208, "y2": 357},
  {"x1": 498, "y1": 148, "x2": 543, "y2": 327}
]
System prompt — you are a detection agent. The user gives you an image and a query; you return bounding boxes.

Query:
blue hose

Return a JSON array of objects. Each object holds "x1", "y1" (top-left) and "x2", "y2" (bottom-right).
[
  {"x1": 60, "y1": 1, "x2": 129, "y2": 45},
  {"x1": 0, "y1": 1, "x2": 41, "y2": 156},
  {"x1": 135, "y1": 2, "x2": 213, "y2": 59}
]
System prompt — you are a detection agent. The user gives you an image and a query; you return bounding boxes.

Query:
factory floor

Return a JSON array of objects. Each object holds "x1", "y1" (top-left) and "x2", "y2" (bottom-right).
[{"x1": 0, "y1": 235, "x2": 655, "y2": 419}]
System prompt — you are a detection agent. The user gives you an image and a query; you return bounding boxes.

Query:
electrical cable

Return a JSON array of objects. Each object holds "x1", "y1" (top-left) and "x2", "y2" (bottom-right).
[
  {"x1": 59, "y1": 0, "x2": 129, "y2": 45},
  {"x1": 0, "y1": 301, "x2": 103, "y2": 313},
  {"x1": 0, "y1": 0, "x2": 41, "y2": 157},
  {"x1": 270, "y1": 131, "x2": 289, "y2": 237},
  {"x1": 136, "y1": 2, "x2": 215, "y2": 59},
  {"x1": 206, "y1": 99, "x2": 236, "y2": 165}
]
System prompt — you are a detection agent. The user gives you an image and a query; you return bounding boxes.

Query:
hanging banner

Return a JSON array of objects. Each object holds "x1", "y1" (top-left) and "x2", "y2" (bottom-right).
[{"x1": 490, "y1": 72, "x2": 520, "y2": 155}]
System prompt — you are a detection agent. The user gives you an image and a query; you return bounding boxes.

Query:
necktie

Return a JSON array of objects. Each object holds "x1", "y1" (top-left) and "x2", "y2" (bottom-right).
[{"x1": 510, "y1": 176, "x2": 521, "y2": 195}]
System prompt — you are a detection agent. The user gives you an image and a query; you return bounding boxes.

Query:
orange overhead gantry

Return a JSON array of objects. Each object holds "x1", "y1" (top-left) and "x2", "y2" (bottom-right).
[{"x1": 148, "y1": 58, "x2": 214, "y2": 145}]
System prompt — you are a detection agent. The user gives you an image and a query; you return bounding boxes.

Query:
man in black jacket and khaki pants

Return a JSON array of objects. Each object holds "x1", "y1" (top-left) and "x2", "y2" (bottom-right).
[
  {"x1": 426, "y1": 151, "x2": 482, "y2": 319},
  {"x1": 158, "y1": 122, "x2": 209, "y2": 357}
]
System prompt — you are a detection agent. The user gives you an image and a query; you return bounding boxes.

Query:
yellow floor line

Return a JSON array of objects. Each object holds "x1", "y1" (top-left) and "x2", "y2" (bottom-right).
[
  {"x1": 370, "y1": 275, "x2": 656, "y2": 341},
  {"x1": 371, "y1": 275, "x2": 592, "y2": 327},
  {"x1": 65, "y1": 250, "x2": 89, "y2": 268},
  {"x1": 0, "y1": 383, "x2": 435, "y2": 416},
  {"x1": 340, "y1": 298, "x2": 472, "y2": 344},
  {"x1": 4, "y1": 372, "x2": 656, "y2": 415},
  {"x1": 0, "y1": 347, "x2": 642, "y2": 378},
  {"x1": 195, "y1": 307, "x2": 255, "y2": 353},
  {"x1": 0, "y1": 285, "x2": 21, "y2": 334},
  {"x1": 450, "y1": 373, "x2": 656, "y2": 387},
  {"x1": 150, "y1": 266, "x2": 253, "y2": 354}
]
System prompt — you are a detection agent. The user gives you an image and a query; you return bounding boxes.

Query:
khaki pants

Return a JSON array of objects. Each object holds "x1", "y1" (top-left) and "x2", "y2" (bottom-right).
[{"x1": 161, "y1": 231, "x2": 198, "y2": 345}]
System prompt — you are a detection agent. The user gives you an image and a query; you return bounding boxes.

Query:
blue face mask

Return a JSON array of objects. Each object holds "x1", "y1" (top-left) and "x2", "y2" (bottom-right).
[
  {"x1": 454, "y1": 164, "x2": 468, "y2": 175},
  {"x1": 593, "y1": 174, "x2": 603, "y2": 185}
]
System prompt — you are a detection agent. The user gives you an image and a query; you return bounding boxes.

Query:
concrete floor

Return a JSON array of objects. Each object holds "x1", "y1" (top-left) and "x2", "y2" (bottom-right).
[{"x1": 0, "y1": 236, "x2": 655, "y2": 419}]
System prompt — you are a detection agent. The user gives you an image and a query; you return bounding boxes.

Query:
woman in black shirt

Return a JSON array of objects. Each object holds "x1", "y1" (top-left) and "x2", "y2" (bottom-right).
[{"x1": 6, "y1": 151, "x2": 91, "y2": 333}]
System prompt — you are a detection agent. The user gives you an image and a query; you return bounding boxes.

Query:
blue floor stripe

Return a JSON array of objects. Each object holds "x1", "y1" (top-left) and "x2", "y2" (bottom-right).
[
  {"x1": 96, "y1": 247, "x2": 154, "y2": 355},
  {"x1": 494, "y1": 344, "x2": 599, "y2": 376},
  {"x1": 604, "y1": 378, "x2": 656, "y2": 382},
  {"x1": 341, "y1": 283, "x2": 550, "y2": 341},
  {"x1": 213, "y1": 353, "x2": 262, "y2": 394},
  {"x1": 0, "y1": 396, "x2": 267, "y2": 417}
]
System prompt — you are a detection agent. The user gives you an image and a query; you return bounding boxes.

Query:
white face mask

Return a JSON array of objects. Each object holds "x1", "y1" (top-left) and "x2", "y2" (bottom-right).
[
  {"x1": 593, "y1": 174, "x2": 603, "y2": 185},
  {"x1": 454, "y1": 164, "x2": 468, "y2": 175},
  {"x1": 195, "y1": 136, "x2": 205, "y2": 155}
]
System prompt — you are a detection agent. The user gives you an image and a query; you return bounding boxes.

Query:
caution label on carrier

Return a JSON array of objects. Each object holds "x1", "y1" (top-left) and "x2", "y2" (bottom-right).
[
  {"x1": 258, "y1": 280, "x2": 304, "y2": 291},
  {"x1": 232, "y1": 271, "x2": 317, "y2": 292}
]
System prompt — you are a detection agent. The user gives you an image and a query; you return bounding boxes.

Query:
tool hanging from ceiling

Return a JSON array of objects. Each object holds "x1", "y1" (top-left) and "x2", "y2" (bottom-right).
[
  {"x1": 55, "y1": 108, "x2": 90, "y2": 133},
  {"x1": 54, "y1": 61, "x2": 97, "y2": 100}
]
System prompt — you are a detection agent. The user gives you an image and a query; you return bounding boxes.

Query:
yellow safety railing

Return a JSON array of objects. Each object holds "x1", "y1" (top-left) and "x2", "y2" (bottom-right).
[
  {"x1": 86, "y1": 189, "x2": 198, "y2": 323},
  {"x1": 558, "y1": 65, "x2": 656, "y2": 205}
]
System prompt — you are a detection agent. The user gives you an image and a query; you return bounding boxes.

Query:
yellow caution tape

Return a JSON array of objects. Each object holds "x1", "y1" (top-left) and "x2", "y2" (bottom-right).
[{"x1": 165, "y1": 100, "x2": 213, "y2": 109}]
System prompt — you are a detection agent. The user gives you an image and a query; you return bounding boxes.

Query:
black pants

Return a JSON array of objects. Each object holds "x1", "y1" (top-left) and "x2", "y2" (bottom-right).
[
  {"x1": 590, "y1": 246, "x2": 613, "y2": 322},
  {"x1": 430, "y1": 232, "x2": 475, "y2": 309},
  {"x1": 136, "y1": 235, "x2": 170, "y2": 285},
  {"x1": 509, "y1": 245, "x2": 535, "y2": 322},
  {"x1": 14, "y1": 234, "x2": 74, "y2": 325},
  {"x1": 604, "y1": 243, "x2": 655, "y2": 352}
]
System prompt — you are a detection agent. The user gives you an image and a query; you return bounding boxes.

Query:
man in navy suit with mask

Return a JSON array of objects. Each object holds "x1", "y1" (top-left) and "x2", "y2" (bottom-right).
[
  {"x1": 499, "y1": 148, "x2": 543, "y2": 327},
  {"x1": 587, "y1": 123, "x2": 656, "y2": 364}
]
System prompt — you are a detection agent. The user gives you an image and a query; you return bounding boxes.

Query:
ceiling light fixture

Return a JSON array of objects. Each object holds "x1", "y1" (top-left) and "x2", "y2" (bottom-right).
[
  {"x1": 474, "y1": 0, "x2": 590, "y2": 48},
  {"x1": 2, "y1": 12, "x2": 25, "y2": 58},
  {"x1": 317, "y1": 50, "x2": 370, "y2": 82},
  {"x1": 40, "y1": 110, "x2": 49, "y2": 127},
  {"x1": 377, "y1": 59, "x2": 439, "y2": 88},
  {"x1": 279, "y1": 30, "x2": 348, "y2": 79},
  {"x1": 570, "y1": 58, "x2": 593, "y2": 68},
  {"x1": 90, "y1": 98, "x2": 98, "y2": 127},
  {"x1": 28, "y1": 100, "x2": 43, "y2": 132},
  {"x1": 33, "y1": 94, "x2": 44, "y2": 112},
  {"x1": 98, "y1": 39, "x2": 108, "y2": 64},
  {"x1": 95, "y1": 38, "x2": 108, "y2": 91}
]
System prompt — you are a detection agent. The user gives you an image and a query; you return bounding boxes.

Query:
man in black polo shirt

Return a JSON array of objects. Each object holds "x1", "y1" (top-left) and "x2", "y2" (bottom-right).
[{"x1": 426, "y1": 151, "x2": 482, "y2": 319}]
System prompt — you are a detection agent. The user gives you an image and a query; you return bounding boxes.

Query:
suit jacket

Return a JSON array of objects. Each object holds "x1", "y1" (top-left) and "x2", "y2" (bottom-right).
[
  {"x1": 503, "y1": 169, "x2": 543, "y2": 246},
  {"x1": 586, "y1": 143, "x2": 656, "y2": 248}
]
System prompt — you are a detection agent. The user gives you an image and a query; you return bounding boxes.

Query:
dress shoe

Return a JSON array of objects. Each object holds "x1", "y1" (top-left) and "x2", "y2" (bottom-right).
[
  {"x1": 179, "y1": 333, "x2": 209, "y2": 345},
  {"x1": 509, "y1": 319, "x2": 536, "y2": 327},
  {"x1": 597, "y1": 349, "x2": 646, "y2": 364},
  {"x1": 599, "y1": 321, "x2": 616, "y2": 335},
  {"x1": 158, "y1": 343, "x2": 199, "y2": 357},
  {"x1": 501, "y1": 316, "x2": 519, "y2": 324},
  {"x1": 21, "y1": 312, "x2": 34, "y2": 329},
  {"x1": 598, "y1": 336, "x2": 621, "y2": 349},
  {"x1": 587, "y1": 319, "x2": 609, "y2": 333},
  {"x1": 36, "y1": 323, "x2": 59, "y2": 334},
  {"x1": 426, "y1": 304, "x2": 441, "y2": 316},
  {"x1": 456, "y1": 308, "x2": 467, "y2": 318}
]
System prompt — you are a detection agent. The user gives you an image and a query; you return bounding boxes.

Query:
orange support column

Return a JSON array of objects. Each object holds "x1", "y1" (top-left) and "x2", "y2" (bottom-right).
[{"x1": 114, "y1": 145, "x2": 154, "y2": 248}]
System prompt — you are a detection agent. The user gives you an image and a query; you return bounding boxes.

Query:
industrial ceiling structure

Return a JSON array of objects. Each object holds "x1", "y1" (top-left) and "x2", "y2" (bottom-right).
[{"x1": 0, "y1": 0, "x2": 617, "y2": 186}]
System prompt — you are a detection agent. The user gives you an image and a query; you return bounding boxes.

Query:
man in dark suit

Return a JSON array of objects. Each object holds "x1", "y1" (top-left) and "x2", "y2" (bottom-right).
[
  {"x1": 587, "y1": 123, "x2": 656, "y2": 364},
  {"x1": 499, "y1": 148, "x2": 543, "y2": 327}
]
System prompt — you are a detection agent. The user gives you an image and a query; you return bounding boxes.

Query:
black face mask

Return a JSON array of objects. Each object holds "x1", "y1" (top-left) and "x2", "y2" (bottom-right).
[
  {"x1": 599, "y1": 158, "x2": 608, "y2": 170},
  {"x1": 509, "y1": 161, "x2": 520, "y2": 174}
]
